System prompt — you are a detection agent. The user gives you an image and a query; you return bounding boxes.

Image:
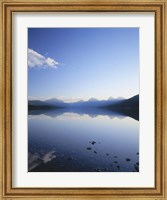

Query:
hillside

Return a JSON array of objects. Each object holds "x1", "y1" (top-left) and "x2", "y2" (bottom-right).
[
  {"x1": 101, "y1": 95, "x2": 139, "y2": 120},
  {"x1": 28, "y1": 99, "x2": 66, "y2": 110}
]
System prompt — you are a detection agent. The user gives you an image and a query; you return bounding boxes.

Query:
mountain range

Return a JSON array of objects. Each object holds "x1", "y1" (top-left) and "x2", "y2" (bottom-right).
[
  {"x1": 28, "y1": 95, "x2": 138, "y2": 109},
  {"x1": 28, "y1": 95, "x2": 139, "y2": 120}
]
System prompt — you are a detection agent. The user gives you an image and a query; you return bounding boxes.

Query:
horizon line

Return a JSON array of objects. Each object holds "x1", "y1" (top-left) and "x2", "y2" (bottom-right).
[{"x1": 28, "y1": 94, "x2": 139, "y2": 103}]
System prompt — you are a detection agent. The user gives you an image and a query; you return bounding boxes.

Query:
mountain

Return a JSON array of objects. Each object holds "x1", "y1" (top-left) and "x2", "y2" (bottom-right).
[
  {"x1": 28, "y1": 97, "x2": 127, "y2": 109},
  {"x1": 45, "y1": 98, "x2": 68, "y2": 107},
  {"x1": 69, "y1": 98, "x2": 124, "y2": 108},
  {"x1": 28, "y1": 99, "x2": 68, "y2": 110},
  {"x1": 28, "y1": 95, "x2": 139, "y2": 120},
  {"x1": 28, "y1": 95, "x2": 138, "y2": 113},
  {"x1": 28, "y1": 100, "x2": 47, "y2": 106},
  {"x1": 101, "y1": 95, "x2": 139, "y2": 120},
  {"x1": 109, "y1": 95, "x2": 139, "y2": 108},
  {"x1": 28, "y1": 100, "x2": 51, "y2": 110}
]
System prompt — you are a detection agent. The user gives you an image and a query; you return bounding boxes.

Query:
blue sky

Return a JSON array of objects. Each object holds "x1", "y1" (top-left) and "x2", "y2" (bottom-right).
[{"x1": 28, "y1": 28, "x2": 139, "y2": 102}]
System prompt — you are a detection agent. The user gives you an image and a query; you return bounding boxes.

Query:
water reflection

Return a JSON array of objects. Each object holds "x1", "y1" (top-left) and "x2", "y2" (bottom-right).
[
  {"x1": 28, "y1": 109, "x2": 139, "y2": 172},
  {"x1": 29, "y1": 107, "x2": 139, "y2": 121}
]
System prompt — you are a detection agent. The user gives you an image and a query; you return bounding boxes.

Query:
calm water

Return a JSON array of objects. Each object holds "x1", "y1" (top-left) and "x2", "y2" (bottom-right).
[{"x1": 28, "y1": 109, "x2": 139, "y2": 172}]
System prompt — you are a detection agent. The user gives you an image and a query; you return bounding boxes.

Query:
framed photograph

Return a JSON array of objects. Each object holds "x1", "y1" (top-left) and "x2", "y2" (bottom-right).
[{"x1": 0, "y1": 0, "x2": 166, "y2": 199}]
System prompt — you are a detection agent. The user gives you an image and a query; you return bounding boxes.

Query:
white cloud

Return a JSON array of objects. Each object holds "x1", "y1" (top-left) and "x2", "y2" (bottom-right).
[{"x1": 28, "y1": 48, "x2": 59, "y2": 69}]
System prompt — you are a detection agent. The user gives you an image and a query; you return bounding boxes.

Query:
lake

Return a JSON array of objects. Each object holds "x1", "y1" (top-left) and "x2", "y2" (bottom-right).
[{"x1": 28, "y1": 108, "x2": 139, "y2": 172}]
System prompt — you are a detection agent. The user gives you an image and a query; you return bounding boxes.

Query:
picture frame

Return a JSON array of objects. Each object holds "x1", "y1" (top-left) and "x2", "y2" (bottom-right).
[{"x1": 0, "y1": 0, "x2": 166, "y2": 199}]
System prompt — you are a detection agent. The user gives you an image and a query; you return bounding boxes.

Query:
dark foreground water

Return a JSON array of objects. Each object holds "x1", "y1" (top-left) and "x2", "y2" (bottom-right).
[{"x1": 28, "y1": 108, "x2": 139, "y2": 172}]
